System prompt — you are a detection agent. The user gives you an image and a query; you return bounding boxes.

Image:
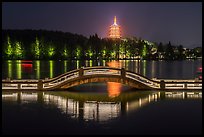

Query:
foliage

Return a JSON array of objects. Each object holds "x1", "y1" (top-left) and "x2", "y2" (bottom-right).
[{"x1": 2, "y1": 29, "x2": 202, "y2": 60}]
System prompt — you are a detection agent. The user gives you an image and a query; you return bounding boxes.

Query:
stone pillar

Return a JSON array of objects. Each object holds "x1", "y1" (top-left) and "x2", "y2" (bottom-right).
[
  {"x1": 38, "y1": 80, "x2": 43, "y2": 90},
  {"x1": 160, "y1": 80, "x2": 165, "y2": 90},
  {"x1": 79, "y1": 67, "x2": 84, "y2": 77},
  {"x1": 121, "y1": 68, "x2": 126, "y2": 83},
  {"x1": 18, "y1": 83, "x2": 21, "y2": 90},
  {"x1": 184, "y1": 83, "x2": 187, "y2": 89},
  {"x1": 121, "y1": 68, "x2": 126, "y2": 78}
]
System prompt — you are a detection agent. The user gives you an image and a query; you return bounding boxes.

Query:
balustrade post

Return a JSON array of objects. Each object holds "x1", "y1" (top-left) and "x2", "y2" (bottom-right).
[
  {"x1": 121, "y1": 68, "x2": 126, "y2": 81},
  {"x1": 160, "y1": 80, "x2": 165, "y2": 90},
  {"x1": 38, "y1": 79, "x2": 43, "y2": 90},
  {"x1": 18, "y1": 83, "x2": 21, "y2": 90},
  {"x1": 79, "y1": 68, "x2": 84, "y2": 77},
  {"x1": 184, "y1": 83, "x2": 187, "y2": 89}
]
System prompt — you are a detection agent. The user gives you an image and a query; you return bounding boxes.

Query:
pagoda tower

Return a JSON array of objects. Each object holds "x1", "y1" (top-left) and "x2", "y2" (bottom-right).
[{"x1": 109, "y1": 16, "x2": 121, "y2": 39}]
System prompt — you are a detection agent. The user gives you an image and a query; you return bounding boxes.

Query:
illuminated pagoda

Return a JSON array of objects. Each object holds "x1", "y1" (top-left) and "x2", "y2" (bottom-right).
[{"x1": 109, "y1": 16, "x2": 121, "y2": 39}]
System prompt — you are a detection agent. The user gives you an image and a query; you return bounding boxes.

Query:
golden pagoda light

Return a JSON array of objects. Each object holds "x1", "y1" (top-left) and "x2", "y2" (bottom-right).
[{"x1": 109, "y1": 16, "x2": 121, "y2": 39}]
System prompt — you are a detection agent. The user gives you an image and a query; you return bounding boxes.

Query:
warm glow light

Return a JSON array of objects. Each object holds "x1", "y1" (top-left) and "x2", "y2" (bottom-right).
[
  {"x1": 114, "y1": 16, "x2": 117, "y2": 25},
  {"x1": 107, "y1": 61, "x2": 122, "y2": 97},
  {"x1": 109, "y1": 16, "x2": 121, "y2": 39},
  {"x1": 107, "y1": 82, "x2": 121, "y2": 98}
]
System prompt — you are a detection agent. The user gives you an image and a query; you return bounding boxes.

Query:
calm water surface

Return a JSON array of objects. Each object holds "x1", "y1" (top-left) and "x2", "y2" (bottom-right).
[
  {"x1": 2, "y1": 90, "x2": 202, "y2": 135},
  {"x1": 2, "y1": 59, "x2": 202, "y2": 79},
  {"x1": 2, "y1": 60, "x2": 202, "y2": 135}
]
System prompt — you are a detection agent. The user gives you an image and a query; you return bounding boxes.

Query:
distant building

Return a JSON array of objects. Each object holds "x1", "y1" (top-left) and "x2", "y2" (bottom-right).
[{"x1": 109, "y1": 16, "x2": 121, "y2": 39}]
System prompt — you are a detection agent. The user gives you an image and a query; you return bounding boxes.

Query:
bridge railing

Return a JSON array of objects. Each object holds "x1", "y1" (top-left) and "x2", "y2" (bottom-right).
[
  {"x1": 126, "y1": 72, "x2": 161, "y2": 89},
  {"x1": 164, "y1": 83, "x2": 202, "y2": 89},
  {"x1": 2, "y1": 83, "x2": 19, "y2": 89},
  {"x1": 2, "y1": 66, "x2": 202, "y2": 90},
  {"x1": 42, "y1": 69, "x2": 79, "y2": 83},
  {"x1": 84, "y1": 68, "x2": 121, "y2": 76},
  {"x1": 43, "y1": 67, "x2": 121, "y2": 89},
  {"x1": 43, "y1": 72, "x2": 79, "y2": 89}
]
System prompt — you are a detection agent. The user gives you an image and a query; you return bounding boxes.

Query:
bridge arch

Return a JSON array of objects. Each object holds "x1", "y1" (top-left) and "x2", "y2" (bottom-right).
[{"x1": 42, "y1": 66, "x2": 161, "y2": 90}]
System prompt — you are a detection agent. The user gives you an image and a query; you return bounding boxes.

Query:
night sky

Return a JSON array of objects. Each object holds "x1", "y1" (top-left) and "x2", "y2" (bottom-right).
[{"x1": 2, "y1": 2, "x2": 202, "y2": 48}]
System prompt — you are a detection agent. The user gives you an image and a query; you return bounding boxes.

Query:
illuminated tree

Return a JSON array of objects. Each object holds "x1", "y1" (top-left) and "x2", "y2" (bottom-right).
[
  {"x1": 61, "y1": 44, "x2": 71, "y2": 59},
  {"x1": 119, "y1": 43, "x2": 125, "y2": 59},
  {"x1": 142, "y1": 44, "x2": 147, "y2": 58},
  {"x1": 86, "y1": 46, "x2": 93, "y2": 59},
  {"x1": 74, "y1": 46, "x2": 82, "y2": 59},
  {"x1": 110, "y1": 51, "x2": 116, "y2": 58},
  {"x1": 31, "y1": 37, "x2": 40, "y2": 59},
  {"x1": 48, "y1": 46, "x2": 55, "y2": 57},
  {"x1": 14, "y1": 41, "x2": 24, "y2": 59},
  {"x1": 63, "y1": 49, "x2": 68, "y2": 57},
  {"x1": 4, "y1": 36, "x2": 13, "y2": 59},
  {"x1": 101, "y1": 49, "x2": 106, "y2": 58}
]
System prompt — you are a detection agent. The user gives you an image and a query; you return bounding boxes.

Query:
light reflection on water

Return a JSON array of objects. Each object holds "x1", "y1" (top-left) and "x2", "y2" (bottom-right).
[
  {"x1": 2, "y1": 59, "x2": 202, "y2": 80},
  {"x1": 2, "y1": 91, "x2": 202, "y2": 123},
  {"x1": 107, "y1": 82, "x2": 121, "y2": 98},
  {"x1": 107, "y1": 60, "x2": 122, "y2": 97}
]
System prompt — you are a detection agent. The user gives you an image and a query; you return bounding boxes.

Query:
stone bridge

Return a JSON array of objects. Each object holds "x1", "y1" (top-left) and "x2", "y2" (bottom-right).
[{"x1": 2, "y1": 66, "x2": 202, "y2": 90}]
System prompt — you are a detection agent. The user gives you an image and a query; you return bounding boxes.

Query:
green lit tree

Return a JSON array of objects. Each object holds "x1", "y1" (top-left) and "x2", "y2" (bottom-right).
[
  {"x1": 142, "y1": 44, "x2": 147, "y2": 59},
  {"x1": 31, "y1": 37, "x2": 41, "y2": 59},
  {"x1": 119, "y1": 42, "x2": 125, "y2": 59},
  {"x1": 14, "y1": 41, "x2": 24, "y2": 59},
  {"x1": 101, "y1": 48, "x2": 107, "y2": 59},
  {"x1": 65, "y1": 44, "x2": 72, "y2": 59},
  {"x1": 62, "y1": 45, "x2": 71, "y2": 59},
  {"x1": 74, "y1": 45, "x2": 82, "y2": 59},
  {"x1": 85, "y1": 46, "x2": 93, "y2": 59},
  {"x1": 4, "y1": 36, "x2": 13, "y2": 59},
  {"x1": 48, "y1": 46, "x2": 55, "y2": 57}
]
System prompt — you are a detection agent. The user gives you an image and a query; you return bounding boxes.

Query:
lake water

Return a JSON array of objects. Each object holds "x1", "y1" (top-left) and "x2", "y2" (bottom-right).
[
  {"x1": 2, "y1": 59, "x2": 202, "y2": 79},
  {"x1": 2, "y1": 59, "x2": 202, "y2": 135}
]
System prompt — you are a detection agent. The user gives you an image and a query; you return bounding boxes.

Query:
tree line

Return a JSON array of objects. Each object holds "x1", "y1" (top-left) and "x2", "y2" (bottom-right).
[{"x1": 2, "y1": 29, "x2": 202, "y2": 60}]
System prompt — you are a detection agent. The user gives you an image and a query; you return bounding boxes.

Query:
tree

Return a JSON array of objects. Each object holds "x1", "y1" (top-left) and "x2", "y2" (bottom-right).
[
  {"x1": 178, "y1": 45, "x2": 184, "y2": 59},
  {"x1": 14, "y1": 41, "x2": 24, "y2": 59},
  {"x1": 158, "y1": 42, "x2": 164, "y2": 53},
  {"x1": 4, "y1": 36, "x2": 13, "y2": 59},
  {"x1": 31, "y1": 37, "x2": 40, "y2": 59},
  {"x1": 165, "y1": 41, "x2": 174, "y2": 60},
  {"x1": 74, "y1": 45, "x2": 82, "y2": 59},
  {"x1": 142, "y1": 44, "x2": 147, "y2": 59},
  {"x1": 62, "y1": 44, "x2": 71, "y2": 59},
  {"x1": 47, "y1": 45, "x2": 55, "y2": 58}
]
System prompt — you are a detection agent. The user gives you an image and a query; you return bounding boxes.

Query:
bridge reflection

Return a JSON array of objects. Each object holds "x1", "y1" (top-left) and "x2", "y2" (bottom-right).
[
  {"x1": 126, "y1": 92, "x2": 160, "y2": 113},
  {"x1": 43, "y1": 93, "x2": 79, "y2": 119},
  {"x1": 165, "y1": 91, "x2": 202, "y2": 99},
  {"x1": 2, "y1": 91, "x2": 202, "y2": 123}
]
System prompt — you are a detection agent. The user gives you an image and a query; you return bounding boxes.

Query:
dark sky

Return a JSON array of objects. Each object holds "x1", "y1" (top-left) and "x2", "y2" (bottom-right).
[{"x1": 2, "y1": 2, "x2": 202, "y2": 48}]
